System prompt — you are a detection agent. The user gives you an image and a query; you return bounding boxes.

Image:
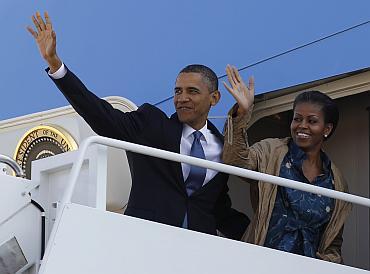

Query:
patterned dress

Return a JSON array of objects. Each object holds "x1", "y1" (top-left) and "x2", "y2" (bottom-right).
[{"x1": 264, "y1": 140, "x2": 334, "y2": 257}]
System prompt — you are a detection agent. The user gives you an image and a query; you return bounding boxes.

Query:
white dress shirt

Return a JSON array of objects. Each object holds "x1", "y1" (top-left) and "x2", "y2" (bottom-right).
[{"x1": 180, "y1": 123, "x2": 222, "y2": 186}]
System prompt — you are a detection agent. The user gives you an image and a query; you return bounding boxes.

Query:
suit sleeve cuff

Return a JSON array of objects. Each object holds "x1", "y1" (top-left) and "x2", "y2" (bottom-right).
[{"x1": 48, "y1": 63, "x2": 67, "y2": 79}]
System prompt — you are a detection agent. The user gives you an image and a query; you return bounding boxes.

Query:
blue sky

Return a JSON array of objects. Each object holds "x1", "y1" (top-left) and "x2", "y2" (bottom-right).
[{"x1": 1, "y1": 0, "x2": 369, "y2": 125}]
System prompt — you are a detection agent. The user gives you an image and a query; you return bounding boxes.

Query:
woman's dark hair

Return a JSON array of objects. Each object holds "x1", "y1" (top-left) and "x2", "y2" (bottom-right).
[{"x1": 293, "y1": 90, "x2": 339, "y2": 139}]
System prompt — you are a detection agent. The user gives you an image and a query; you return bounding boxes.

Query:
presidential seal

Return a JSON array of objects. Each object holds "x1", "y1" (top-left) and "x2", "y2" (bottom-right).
[{"x1": 14, "y1": 125, "x2": 78, "y2": 179}]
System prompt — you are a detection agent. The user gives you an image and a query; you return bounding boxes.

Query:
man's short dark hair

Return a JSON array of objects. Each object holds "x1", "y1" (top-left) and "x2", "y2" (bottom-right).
[
  {"x1": 179, "y1": 64, "x2": 218, "y2": 92},
  {"x1": 293, "y1": 90, "x2": 339, "y2": 139}
]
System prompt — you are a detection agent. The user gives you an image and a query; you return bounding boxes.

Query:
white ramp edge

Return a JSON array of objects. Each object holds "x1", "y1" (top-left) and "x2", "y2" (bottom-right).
[{"x1": 40, "y1": 203, "x2": 368, "y2": 274}]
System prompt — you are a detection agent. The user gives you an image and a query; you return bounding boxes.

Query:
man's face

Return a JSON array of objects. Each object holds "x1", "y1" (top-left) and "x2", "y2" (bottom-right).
[{"x1": 173, "y1": 72, "x2": 220, "y2": 130}]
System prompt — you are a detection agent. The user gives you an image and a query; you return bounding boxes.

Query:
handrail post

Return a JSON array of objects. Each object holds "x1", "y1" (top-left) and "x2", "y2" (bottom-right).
[{"x1": 58, "y1": 137, "x2": 94, "y2": 210}]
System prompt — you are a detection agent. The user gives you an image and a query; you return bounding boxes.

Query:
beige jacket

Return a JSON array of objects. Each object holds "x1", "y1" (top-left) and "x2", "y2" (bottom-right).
[{"x1": 223, "y1": 105, "x2": 352, "y2": 263}]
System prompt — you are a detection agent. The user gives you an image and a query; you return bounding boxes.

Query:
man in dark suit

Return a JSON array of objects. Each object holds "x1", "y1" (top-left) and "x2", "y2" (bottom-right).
[{"x1": 27, "y1": 12, "x2": 249, "y2": 239}]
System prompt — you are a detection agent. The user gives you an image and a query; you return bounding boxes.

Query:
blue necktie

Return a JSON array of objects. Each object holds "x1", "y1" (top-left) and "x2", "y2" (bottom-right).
[
  {"x1": 185, "y1": 131, "x2": 206, "y2": 196},
  {"x1": 182, "y1": 131, "x2": 207, "y2": 228}
]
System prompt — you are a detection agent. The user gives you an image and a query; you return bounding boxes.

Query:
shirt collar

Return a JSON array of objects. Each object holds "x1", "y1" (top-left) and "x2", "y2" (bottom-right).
[
  {"x1": 289, "y1": 140, "x2": 306, "y2": 164},
  {"x1": 288, "y1": 139, "x2": 332, "y2": 175},
  {"x1": 182, "y1": 122, "x2": 209, "y2": 144}
]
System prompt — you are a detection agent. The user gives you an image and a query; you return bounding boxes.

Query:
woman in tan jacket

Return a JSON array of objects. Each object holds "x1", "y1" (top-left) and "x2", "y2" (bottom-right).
[{"x1": 222, "y1": 65, "x2": 351, "y2": 263}]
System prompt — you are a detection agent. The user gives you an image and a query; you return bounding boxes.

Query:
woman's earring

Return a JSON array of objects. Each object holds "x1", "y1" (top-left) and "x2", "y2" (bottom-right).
[{"x1": 324, "y1": 134, "x2": 328, "y2": 138}]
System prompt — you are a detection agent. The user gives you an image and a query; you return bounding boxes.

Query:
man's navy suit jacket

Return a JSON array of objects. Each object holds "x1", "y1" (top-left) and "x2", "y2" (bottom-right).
[{"x1": 49, "y1": 67, "x2": 249, "y2": 240}]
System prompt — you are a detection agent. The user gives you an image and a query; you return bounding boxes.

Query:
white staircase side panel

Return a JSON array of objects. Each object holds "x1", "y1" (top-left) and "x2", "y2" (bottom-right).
[
  {"x1": 31, "y1": 144, "x2": 108, "y2": 210},
  {"x1": 0, "y1": 174, "x2": 31, "y2": 225},
  {"x1": 30, "y1": 145, "x2": 108, "y2": 243},
  {"x1": 41, "y1": 203, "x2": 368, "y2": 274},
  {"x1": 0, "y1": 203, "x2": 42, "y2": 273}
]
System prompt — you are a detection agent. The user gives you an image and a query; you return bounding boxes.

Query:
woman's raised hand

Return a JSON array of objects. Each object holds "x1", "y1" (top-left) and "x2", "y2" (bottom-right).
[{"x1": 223, "y1": 65, "x2": 254, "y2": 116}]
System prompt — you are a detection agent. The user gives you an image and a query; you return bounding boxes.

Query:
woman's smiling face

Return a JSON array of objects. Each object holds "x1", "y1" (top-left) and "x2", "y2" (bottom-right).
[{"x1": 290, "y1": 102, "x2": 333, "y2": 152}]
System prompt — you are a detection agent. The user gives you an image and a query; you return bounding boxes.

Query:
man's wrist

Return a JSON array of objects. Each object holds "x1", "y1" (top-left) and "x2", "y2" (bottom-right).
[{"x1": 46, "y1": 55, "x2": 62, "y2": 73}]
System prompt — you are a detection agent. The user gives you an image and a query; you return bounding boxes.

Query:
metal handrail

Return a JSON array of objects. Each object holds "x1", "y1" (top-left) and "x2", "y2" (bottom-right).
[
  {"x1": 60, "y1": 136, "x2": 370, "y2": 209},
  {"x1": 0, "y1": 154, "x2": 25, "y2": 178}
]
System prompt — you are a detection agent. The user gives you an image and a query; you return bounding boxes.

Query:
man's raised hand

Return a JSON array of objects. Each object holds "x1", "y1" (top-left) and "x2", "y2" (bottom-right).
[
  {"x1": 27, "y1": 11, "x2": 62, "y2": 73},
  {"x1": 223, "y1": 65, "x2": 254, "y2": 116}
]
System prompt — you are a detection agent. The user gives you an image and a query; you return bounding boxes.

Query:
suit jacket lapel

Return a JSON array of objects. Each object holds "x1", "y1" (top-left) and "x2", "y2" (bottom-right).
[
  {"x1": 207, "y1": 119, "x2": 224, "y2": 143},
  {"x1": 168, "y1": 113, "x2": 186, "y2": 192}
]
